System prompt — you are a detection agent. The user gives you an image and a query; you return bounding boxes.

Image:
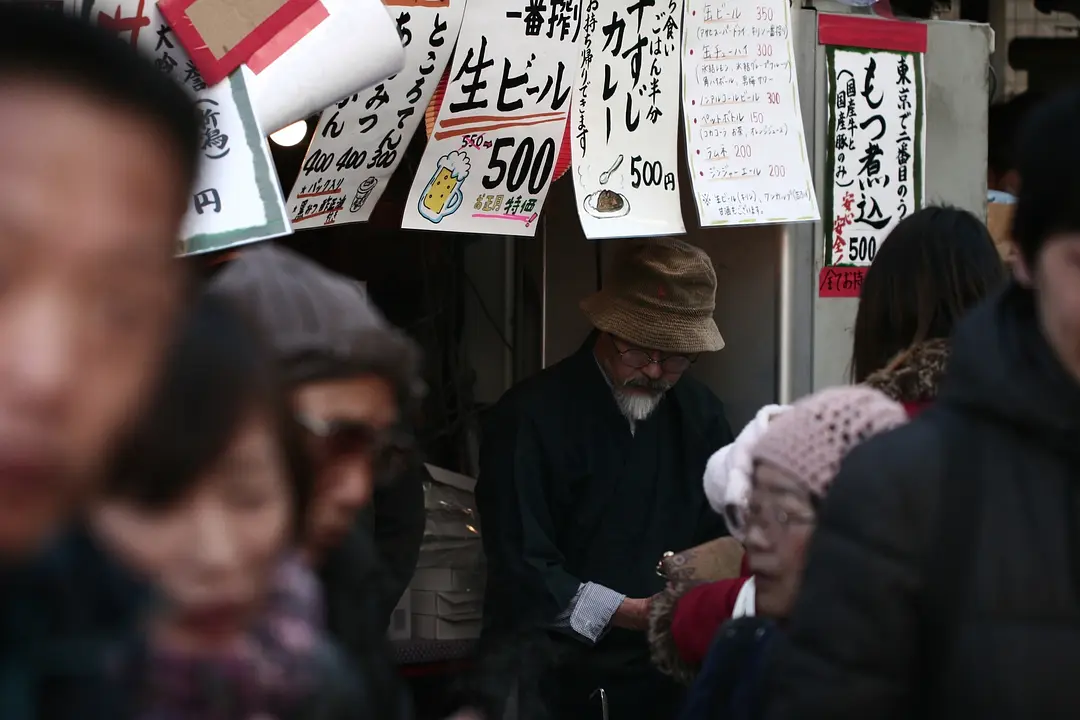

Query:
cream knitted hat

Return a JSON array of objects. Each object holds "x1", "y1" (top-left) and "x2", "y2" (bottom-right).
[{"x1": 750, "y1": 387, "x2": 909, "y2": 497}]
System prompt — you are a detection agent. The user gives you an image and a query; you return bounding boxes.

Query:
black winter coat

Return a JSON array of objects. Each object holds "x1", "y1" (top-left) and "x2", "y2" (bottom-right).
[
  {"x1": 320, "y1": 527, "x2": 413, "y2": 720},
  {"x1": 767, "y1": 285, "x2": 1080, "y2": 720}
]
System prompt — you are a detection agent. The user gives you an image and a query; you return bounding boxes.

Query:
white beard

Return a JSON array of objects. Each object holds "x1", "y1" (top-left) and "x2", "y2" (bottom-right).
[{"x1": 613, "y1": 388, "x2": 664, "y2": 422}]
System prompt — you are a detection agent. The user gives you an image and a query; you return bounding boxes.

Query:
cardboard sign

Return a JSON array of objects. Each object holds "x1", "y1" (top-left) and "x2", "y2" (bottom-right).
[
  {"x1": 158, "y1": 0, "x2": 319, "y2": 86},
  {"x1": 681, "y1": 0, "x2": 818, "y2": 226},
  {"x1": 401, "y1": 0, "x2": 580, "y2": 236},
  {"x1": 96, "y1": 0, "x2": 290, "y2": 254},
  {"x1": 570, "y1": 0, "x2": 686, "y2": 239},
  {"x1": 246, "y1": 0, "x2": 406, "y2": 134},
  {"x1": 820, "y1": 46, "x2": 925, "y2": 298},
  {"x1": 285, "y1": 0, "x2": 466, "y2": 229}
]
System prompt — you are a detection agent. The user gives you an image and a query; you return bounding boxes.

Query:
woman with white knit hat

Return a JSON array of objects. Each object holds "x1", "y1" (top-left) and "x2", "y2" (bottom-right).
[
  {"x1": 648, "y1": 206, "x2": 1005, "y2": 681},
  {"x1": 677, "y1": 386, "x2": 908, "y2": 720}
]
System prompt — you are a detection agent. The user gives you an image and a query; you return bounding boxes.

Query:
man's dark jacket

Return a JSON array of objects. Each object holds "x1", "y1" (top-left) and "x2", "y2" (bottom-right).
[
  {"x1": 475, "y1": 336, "x2": 733, "y2": 719},
  {"x1": 767, "y1": 285, "x2": 1080, "y2": 720}
]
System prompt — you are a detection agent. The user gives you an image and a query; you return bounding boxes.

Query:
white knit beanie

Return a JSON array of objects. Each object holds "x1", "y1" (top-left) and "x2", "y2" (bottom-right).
[{"x1": 703, "y1": 404, "x2": 790, "y2": 541}]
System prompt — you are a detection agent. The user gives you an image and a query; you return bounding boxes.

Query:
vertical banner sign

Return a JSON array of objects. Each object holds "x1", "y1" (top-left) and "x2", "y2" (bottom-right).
[
  {"x1": 570, "y1": 0, "x2": 686, "y2": 239},
  {"x1": 286, "y1": 0, "x2": 467, "y2": 229},
  {"x1": 681, "y1": 0, "x2": 818, "y2": 226},
  {"x1": 817, "y1": 15, "x2": 927, "y2": 298},
  {"x1": 401, "y1": 0, "x2": 581, "y2": 236},
  {"x1": 96, "y1": 0, "x2": 290, "y2": 255}
]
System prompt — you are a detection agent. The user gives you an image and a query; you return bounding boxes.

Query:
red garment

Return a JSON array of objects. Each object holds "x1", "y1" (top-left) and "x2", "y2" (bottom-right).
[
  {"x1": 902, "y1": 400, "x2": 931, "y2": 418},
  {"x1": 669, "y1": 555, "x2": 751, "y2": 666}
]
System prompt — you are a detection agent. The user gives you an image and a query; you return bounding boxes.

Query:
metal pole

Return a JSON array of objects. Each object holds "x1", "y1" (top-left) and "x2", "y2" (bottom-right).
[
  {"x1": 503, "y1": 238, "x2": 515, "y2": 390},
  {"x1": 540, "y1": 217, "x2": 549, "y2": 369},
  {"x1": 777, "y1": 226, "x2": 795, "y2": 404}
]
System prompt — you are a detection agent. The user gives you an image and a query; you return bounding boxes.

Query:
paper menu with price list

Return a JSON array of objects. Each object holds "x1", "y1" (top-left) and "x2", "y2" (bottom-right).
[
  {"x1": 401, "y1": 0, "x2": 581, "y2": 237},
  {"x1": 569, "y1": 0, "x2": 686, "y2": 239},
  {"x1": 95, "y1": 0, "x2": 290, "y2": 255},
  {"x1": 285, "y1": 0, "x2": 467, "y2": 229},
  {"x1": 681, "y1": 0, "x2": 818, "y2": 226}
]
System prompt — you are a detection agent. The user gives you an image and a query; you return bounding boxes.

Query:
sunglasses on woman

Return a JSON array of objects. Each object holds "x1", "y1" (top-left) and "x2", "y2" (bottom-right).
[{"x1": 296, "y1": 415, "x2": 414, "y2": 483}]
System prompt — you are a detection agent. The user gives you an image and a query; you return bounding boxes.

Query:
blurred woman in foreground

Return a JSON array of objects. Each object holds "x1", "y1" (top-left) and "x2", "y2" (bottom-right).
[
  {"x1": 650, "y1": 206, "x2": 1006, "y2": 680},
  {"x1": 93, "y1": 293, "x2": 363, "y2": 719}
]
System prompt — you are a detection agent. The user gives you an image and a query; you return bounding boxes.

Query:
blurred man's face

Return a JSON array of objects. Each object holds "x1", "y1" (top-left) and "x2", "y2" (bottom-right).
[
  {"x1": 1017, "y1": 235, "x2": 1080, "y2": 385},
  {"x1": 293, "y1": 374, "x2": 400, "y2": 559},
  {"x1": 0, "y1": 80, "x2": 187, "y2": 560}
]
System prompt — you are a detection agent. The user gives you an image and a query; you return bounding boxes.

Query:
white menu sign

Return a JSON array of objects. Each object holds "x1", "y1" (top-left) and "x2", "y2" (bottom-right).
[
  {"x1": 824, "y1": 47, "x2": 924, "y2": 269},
  {"x1": 95, "y1": 0, "x2": 290, "y2": 254},
  {"x1": 681, "y1": 0, "x2": 818, "y2": 226},
  {"x1": 286, "y1": 0, "x2": 466, "y2": 229},
  {"x1": 401, "y1": 0, "x2": 581, "y2": 236},
  {"x1": 570, "y1": 0, "x2": 685, "y2": 239}
]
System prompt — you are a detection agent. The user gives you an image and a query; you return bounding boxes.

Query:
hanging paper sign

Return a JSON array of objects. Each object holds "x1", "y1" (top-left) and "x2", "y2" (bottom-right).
[
  {"x1": 570, "y1": 0, "x2": 685, "y2": 239},
  {"x1": 424, "y1": 70, "x2": 575, "y2": 183},
  {"x1": 819, "y1": 46, "x2": 924, "y2": 298},
  {"x1": 246, "y1": 0, "x2": 407, "y2": 134},
  {"x1": 401, "y1": 0, "x2": 581, "y2": 236},
  {"x1": 681, "y1": 0, "x2": 818, "y2": 226},
  {"x1": 246, "y1": 1, "x2": 330, "y2": 74},
  {"x1": 285, "y1": 0, "x2": 466, "y2": 229},
  {"x1": 157, "y1": 0, "x2": 319, "y2": 87},
  {"x1": 96, "y1": 0, "x2": 290, "y2": 254}
]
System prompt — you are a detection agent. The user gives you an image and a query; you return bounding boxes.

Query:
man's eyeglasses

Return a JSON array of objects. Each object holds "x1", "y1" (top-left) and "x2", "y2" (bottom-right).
[{"x1": 609, "y1": 335, "x2": 696, "y2": 374}]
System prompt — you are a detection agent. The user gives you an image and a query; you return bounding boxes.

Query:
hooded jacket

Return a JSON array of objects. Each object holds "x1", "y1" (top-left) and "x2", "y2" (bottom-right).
[{"x1": 767, "y1": 285, "x2": 1080, "y2": 719}]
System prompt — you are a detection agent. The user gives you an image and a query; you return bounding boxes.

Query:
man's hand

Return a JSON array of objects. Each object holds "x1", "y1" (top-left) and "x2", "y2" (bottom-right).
[{"x1": 612, "y1": 596, "x2": 653, "y2": 631}]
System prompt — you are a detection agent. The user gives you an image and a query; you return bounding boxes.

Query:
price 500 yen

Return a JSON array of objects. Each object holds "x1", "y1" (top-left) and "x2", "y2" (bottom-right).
[{"x1": 630, "y1": 156, "x2": 676, "y2": 190}]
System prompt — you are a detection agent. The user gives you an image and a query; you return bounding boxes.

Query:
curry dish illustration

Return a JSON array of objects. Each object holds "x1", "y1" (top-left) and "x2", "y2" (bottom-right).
[
  {"x1": 583, "y1": 188, "x2": 631, "y2": 219},
  {"x1": 595, "y1": 189, "x2": 625, "y2": 213}
]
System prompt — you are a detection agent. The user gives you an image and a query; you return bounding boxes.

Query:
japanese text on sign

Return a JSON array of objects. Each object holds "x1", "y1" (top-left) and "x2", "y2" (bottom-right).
[
  {"x1": 681, "y1": 0, "x2": 818, "y2": 225},
  {"x1": 571, "y1": 0, "x2": 685, "y2": 238},
  {"x1": 98, "y1": 0, "x2": 289, "y2": 254},
  {"x1": 402, "y1": 0, "x2": 580, "y2": 236},
  {"x1": 286, "y1": 0, "x2": 466, "y2": 229},
  {"x1": 824, "y1": 47, "x2": 924, "y2": 279}
]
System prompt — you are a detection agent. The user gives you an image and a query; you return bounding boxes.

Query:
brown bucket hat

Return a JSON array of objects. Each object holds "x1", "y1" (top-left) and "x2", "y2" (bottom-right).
[{"x1": 580, "y1": 238, "x2": 724, "y2": 354}]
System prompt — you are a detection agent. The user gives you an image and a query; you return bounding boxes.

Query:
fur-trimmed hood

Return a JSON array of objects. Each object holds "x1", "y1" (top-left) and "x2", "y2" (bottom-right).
[{"x1": 863, "y1": 338, "x2": 950, "y2": 405}]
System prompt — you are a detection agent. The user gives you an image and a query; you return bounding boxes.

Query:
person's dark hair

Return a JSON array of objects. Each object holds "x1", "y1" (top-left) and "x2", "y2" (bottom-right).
[
  {"x1": 0, "y1": 5, "x2": 199, "y2": 189},
  {"x1": 988, "y1": 91, "x2": 1045, "y2": 180},
  {"x1": 851, "y1": 206, "x2": 1006, "y2": 383},
  {"x1": 350, "y1": 325, "x2": 426, "y2": 427},
  {"x1": 1012, "y1": 86, "x2": 1080, "y2": 267},
  {"x1": 107, "y1": 292, "x2": 313, "y2": 538}
]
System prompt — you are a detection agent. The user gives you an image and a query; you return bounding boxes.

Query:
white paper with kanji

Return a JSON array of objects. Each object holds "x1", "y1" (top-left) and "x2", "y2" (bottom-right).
[
  {"x1": 570, "y1": 0, "x2": 685, "y2": 239},
  {"x1": 401, "y1": 0, "x2": 581, "y2": 236},
  {"x1": 286, "y1": 0, "x2": 466, "y2": 230},
  {"x1": 93, "y1": 0, "x2": 290, "y2": 255},
  {"x1": 681, "y1": 0, "x2": 818, "y2": 226},
  {"x1": 824, "y1": 47, "x2": 924, "y2": 268}
]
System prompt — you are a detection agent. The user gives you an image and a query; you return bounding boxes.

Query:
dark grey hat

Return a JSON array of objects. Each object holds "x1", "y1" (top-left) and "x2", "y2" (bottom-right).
[{"x1": 209, "y1": 243, "x2": 421, "y2": 395}]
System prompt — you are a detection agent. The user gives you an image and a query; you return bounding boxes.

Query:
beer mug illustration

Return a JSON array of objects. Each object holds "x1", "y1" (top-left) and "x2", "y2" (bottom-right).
[
  {"x1": 418, "y1": 151, "x2": 471, "y2": 223},
  {"x1": 350, "y1": 177, "x2": 378, "y2": 213}
]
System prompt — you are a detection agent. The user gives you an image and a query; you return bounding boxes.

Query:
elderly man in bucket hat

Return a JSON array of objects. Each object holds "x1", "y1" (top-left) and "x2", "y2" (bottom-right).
[{"x1": 475, "y1": 238, "x2": 734, "y2": 720}]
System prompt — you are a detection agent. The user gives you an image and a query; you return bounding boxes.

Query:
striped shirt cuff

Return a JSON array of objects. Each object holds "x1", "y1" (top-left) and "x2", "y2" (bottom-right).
[{"x1": 551, "y1": 582, "x2": 626, "y2": 644}]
